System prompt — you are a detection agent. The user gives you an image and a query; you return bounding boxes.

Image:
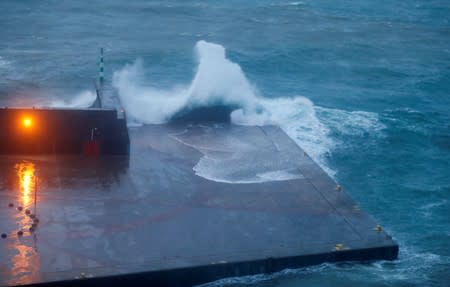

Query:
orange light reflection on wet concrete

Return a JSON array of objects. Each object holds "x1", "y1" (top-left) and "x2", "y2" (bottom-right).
[
  {"x1": 9, "y1": 244, "x2": 41, "y2": 285},
  {"x1": 15, "y1": 162, "x2": 35, "y2": 207},
  {"x1": 5, "y1": 162, "x2": 42, "y2": 285}
]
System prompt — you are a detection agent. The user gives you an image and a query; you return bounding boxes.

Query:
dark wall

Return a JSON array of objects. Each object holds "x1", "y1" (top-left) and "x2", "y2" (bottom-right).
[{"x1": 0, "y1": 108, "x2": 129, "y2": 155}]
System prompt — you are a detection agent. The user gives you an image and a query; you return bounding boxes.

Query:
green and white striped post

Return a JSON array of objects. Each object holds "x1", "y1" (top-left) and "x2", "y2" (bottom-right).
[
  {"x1": 99, "y1": 48, "x2": 104, "y2": 86},
  {"x1": 92, "y1": 48, "x2": 104, "y2": 108}
]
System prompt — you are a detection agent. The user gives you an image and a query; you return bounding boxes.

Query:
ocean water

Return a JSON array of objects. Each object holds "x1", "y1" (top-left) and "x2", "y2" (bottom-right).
[{"x1": 1, "y1": 0, "x2": 449, "y2": 286}]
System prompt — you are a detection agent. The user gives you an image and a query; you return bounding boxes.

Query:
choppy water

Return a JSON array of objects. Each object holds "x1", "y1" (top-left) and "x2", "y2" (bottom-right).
[{"x1": 1, "y1": 1, "x2": 449, "y2": 286}]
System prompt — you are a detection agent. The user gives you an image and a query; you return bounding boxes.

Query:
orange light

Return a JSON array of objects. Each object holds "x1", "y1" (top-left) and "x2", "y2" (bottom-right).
[{"x1": 22, "y1": 117, "x2": 32, "y2": 128}]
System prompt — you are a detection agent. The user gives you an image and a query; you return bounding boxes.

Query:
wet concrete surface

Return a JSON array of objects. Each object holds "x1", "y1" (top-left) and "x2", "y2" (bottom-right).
[{"x1": 0, "y1": 124, "x2": 398, "y2": 286}]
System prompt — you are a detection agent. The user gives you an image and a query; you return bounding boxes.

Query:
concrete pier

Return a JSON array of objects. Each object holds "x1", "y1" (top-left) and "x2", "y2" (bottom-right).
[{"x1": 0, "y1": 123, "x2": 398, "y2": 286}]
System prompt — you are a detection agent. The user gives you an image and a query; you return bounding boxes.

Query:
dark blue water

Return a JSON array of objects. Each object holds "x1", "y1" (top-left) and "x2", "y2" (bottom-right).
[{"x1": 1, "y1": 1, "x2": 449, "y2": 286}]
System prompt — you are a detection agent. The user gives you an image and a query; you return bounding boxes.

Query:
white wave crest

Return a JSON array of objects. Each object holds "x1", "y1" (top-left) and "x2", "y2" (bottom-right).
[
  {"x1": 0, "y1": 56, "x2": 11, "y2": 69},
  {"x1": 316, "y1": 107, "x2": 385, "y2": 137},
  {"x1": 112, "y1": 40, "x2": 259, "y2": 124}
]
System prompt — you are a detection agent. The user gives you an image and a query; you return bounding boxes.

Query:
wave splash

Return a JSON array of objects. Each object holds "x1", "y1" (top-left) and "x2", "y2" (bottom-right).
[
  {"x1": 113, "y1": 40, "x2": 384, "y2": 178},
  {"x1": 112, "y1": 40, "x2": 258, "y2": 124},
  {"x1": 113, "y1": 40, "x2": 334, "y2": 174}
]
